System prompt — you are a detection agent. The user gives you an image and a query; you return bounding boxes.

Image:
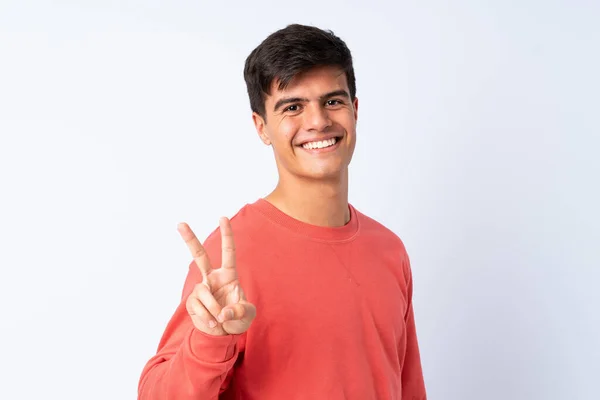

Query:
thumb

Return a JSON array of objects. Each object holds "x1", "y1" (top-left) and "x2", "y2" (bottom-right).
[{"x1": 219, "y1": 300, "x2": 256, "y2": 323}]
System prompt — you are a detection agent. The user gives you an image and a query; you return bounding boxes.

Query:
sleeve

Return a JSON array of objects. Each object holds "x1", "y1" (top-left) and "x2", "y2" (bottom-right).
[
  {"x1": 138, "y1": 233, "x2": 243, "y2": 400},
  {"x1": 401, "y1": 253, "x2": 428, "y2": 399}
]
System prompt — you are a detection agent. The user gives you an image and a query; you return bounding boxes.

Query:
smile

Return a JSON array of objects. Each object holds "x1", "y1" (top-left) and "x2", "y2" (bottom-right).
[{"x1": 301, "y1": 137, "x2": 338, "y2": 150}]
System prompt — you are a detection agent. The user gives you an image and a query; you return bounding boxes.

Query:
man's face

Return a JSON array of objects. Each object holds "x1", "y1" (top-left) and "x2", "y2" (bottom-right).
[{"x1": 252, "y1": 65, "x2": 358, "y2": 182}]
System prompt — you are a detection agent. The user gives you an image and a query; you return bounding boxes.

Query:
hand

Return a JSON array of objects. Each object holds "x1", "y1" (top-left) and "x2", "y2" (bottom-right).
[{"x1": 177, "y1": 217, "x2": 256, "y2": 336}]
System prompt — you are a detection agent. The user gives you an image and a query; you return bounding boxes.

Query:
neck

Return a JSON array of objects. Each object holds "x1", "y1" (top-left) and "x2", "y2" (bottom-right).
[{"x1": 265, "y1": 169, "x2": 350, "y2": 227}]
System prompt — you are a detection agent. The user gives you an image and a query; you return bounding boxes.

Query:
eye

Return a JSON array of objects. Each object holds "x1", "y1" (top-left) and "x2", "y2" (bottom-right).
[
  {"x1": 326, "y1": 99, "x2": 344, "y2": 107},
  {"x1": 284, "y1": 104, "x2": 301, "y2": 113}
]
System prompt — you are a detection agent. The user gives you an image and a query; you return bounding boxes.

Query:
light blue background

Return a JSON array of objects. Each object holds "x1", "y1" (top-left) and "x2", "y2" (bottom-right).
[{"x1": 0, "y1": 1, "x2": 598, "y2": 399}]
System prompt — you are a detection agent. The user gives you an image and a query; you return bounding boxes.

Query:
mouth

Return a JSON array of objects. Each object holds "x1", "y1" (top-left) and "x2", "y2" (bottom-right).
[{"x1": 299, "y1": 136, "x2": 342, "y2": 151}]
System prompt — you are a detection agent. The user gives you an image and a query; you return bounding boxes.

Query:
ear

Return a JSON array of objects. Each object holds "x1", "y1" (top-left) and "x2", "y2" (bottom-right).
[
  {"x1": 252, "y1": 112, "x2": 271, "y2": 145},
  {"x1": 352, "y1": 97, "x2": 359, "y2": 123}
]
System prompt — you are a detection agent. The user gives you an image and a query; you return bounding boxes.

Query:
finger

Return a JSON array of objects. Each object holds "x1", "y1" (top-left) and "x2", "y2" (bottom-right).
[
  {"x1": 194, "y1": 283, "x2": 223, "y2": 321},
  {"x1": 228, "y1": 284, "x2": 241, "y2": 304},
  {"x1": 218, "y1": 301, "x2": 254, "y2": 323},
  {"x1": 177, "y1": 222, "x2": 212, "y2": 281},
  {"x1": 219, "y1": 217, "x2": 236, "y2": 270},
  {"x1": 186, "y1": 294, "x2": 217, "y2": 329}
]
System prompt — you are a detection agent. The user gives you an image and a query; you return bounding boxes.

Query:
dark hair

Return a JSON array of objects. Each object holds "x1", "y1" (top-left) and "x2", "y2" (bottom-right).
[{"x1": 243, "y1": 24, "x2": 356, "y2": 119}]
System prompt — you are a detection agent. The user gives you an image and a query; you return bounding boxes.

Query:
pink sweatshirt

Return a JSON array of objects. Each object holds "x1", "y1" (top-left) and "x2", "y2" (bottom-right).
[{"x1": 138, "y1": 199, "x2": 427, "y2": 399}]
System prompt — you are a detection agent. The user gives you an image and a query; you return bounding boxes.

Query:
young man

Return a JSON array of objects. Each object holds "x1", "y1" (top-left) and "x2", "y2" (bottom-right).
[{"x1": 138, "y1": 24, "x2": 427, "y2": 399}]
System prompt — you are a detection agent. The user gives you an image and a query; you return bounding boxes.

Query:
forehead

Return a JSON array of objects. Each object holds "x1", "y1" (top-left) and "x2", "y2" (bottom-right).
[{"x1": 267, "y1": 66, "x2": 348, "y2": 100}]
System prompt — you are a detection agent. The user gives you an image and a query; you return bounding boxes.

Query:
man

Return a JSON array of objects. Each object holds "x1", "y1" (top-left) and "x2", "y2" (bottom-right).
[{"x1": 138, "y1": 24, "x2": 426, "y2": 399}]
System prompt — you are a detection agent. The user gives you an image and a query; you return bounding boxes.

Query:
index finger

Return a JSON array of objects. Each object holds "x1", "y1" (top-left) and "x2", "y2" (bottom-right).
[
  {"x1": 177, "y1": 222, "x2": 212, "y2": 280},
  {"x1": 219, "y1": 217, "x2": 236, "y2": 270}
]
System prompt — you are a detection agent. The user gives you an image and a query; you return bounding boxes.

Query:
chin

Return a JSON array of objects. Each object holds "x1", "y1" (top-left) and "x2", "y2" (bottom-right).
[{"x1": 302, "y1": 166, "x2": 347, "y2": 181}]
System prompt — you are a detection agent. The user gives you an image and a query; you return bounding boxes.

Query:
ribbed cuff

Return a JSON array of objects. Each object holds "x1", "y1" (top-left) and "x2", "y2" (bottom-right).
[{"x1": 186, "y1": 328, "x2": 240, "y2": 363}]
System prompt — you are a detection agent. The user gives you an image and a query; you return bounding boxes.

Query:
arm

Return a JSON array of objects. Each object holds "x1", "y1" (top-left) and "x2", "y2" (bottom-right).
[
  {"x1": 139, "y1": 219, "x2": 255, "y2": 399},
  {"x1": 138, "y1": 263, "x2": 241, "y2": 400},
  {"x1": 401, "y1": 256, "x2": 427, "y2": 399}
]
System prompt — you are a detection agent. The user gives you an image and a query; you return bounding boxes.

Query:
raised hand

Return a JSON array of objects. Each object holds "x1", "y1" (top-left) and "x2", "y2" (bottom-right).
[{"x1": 177, "y1": 217, "x2": 256, "y2": 336}]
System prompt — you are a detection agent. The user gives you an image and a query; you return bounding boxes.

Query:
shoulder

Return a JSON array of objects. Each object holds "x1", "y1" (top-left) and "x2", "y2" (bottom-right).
[
  {"x1": 353, "y1": 204, "x2": 407, "y2": 252},
  {"x1": 352, "y1": 205, "x2": 414, "y2": 283}
]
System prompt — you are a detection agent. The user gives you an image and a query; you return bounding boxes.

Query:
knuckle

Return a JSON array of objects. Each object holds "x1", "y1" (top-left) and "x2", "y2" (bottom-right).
[
  {"x1": 194, "y1": 283, "x2": 206, "y2": 294},
  {"x1": 194, "y1": 306, "x2": 207, "y2": 318},
  {"x1": 185, "y1": 295, "x2": 194, "y2": 309},
  {"x1": 192, "y1": 247, "x2": 206, "y2": 258},
  {"x1": 186, "y1": 298, "x2": 203, "y2": 316},
  {"x1": 195, "y1": 285, "x2": 218, "y2": 308},
  {"x1": 194, "y1": 283, "x2": 212, "y2": 299}
]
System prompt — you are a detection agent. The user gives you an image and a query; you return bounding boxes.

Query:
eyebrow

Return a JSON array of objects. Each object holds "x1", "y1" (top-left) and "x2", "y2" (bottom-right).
[{"x1": 273, "y1": 89, "x2": 351, "y2": 112}]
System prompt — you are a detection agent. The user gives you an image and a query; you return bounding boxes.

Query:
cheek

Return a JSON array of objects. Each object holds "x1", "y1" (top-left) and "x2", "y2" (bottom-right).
[
  {"x1": 276, "y1": 119, "x2": 299, "y2": 143},
  {"x1": 344, "y1": 112, "x2": 357, "y2": 129}
]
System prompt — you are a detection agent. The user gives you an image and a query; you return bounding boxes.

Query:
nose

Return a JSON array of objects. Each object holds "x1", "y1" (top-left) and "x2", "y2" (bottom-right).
[{"x1": 303, "y1": 103, "x2": 333, "y2": 132}]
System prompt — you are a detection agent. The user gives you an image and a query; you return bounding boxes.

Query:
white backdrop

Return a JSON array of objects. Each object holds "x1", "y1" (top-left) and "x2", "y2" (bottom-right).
[{"x1": 1, "y1": 1, "x2": 598, "y2": 399}]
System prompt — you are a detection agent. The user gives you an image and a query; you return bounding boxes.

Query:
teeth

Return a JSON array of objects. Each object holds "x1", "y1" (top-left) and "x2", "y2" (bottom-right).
[{"x1": 302, "y1": 137, "x2": 337, "y2": 150}]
